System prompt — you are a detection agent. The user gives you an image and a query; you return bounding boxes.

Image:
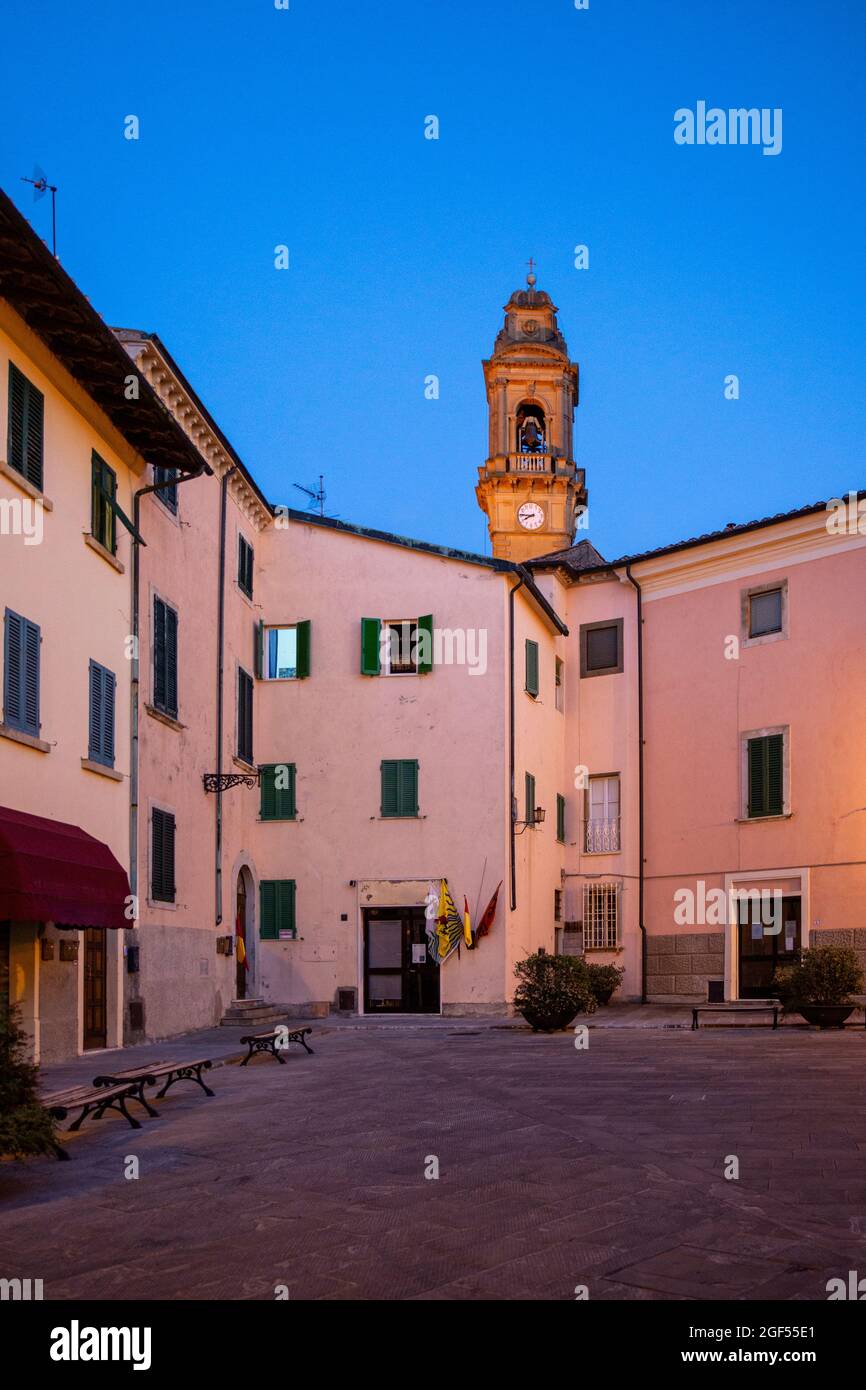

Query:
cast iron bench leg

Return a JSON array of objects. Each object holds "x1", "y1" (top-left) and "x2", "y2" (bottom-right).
[
  {"x1": 293, "y1": 1030, "x2": 314, "y2": 1055},
  {"x1": 131, "y1": 1082, "x2": 160, "y2": 1118},
  {"x1": 271, "y1": 1038, "x2": 286, "y2": 1064},
  {"x1": 52, "y1": 1139, "x2": 71, "y2": 1161},
  {"x1": 156, "y1": 1063, "x2": 214, "y2": 1098}
]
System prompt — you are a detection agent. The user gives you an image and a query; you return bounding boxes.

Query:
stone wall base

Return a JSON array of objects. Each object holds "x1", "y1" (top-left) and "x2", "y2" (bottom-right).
[{"x1": 646, "y1": 932, "x2": 725, "y2": 1000}]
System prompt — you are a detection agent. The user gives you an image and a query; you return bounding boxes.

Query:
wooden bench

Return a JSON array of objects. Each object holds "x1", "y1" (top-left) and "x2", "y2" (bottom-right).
[
  {"x1": 692, "y1": 1002, "x2": 779, "y2": 1030},
  {"x1": 92, "y1": 1059, "x2": 214, "y2": 1116},
  {"x1": 240, "y1": 1027, "x2": 314, "y2": 1065},
  {"x1": 42, "y1": 1082, "x2": 143, "y2": 1160}
]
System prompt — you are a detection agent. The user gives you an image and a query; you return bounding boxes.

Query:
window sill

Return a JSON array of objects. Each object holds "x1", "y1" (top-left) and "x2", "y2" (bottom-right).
[
  {"x1": 81, "y1": 757, "x2": 123, "y2": 782},
  {"x1": 147, "y1": 897, "x2": 178, "y2": 911},
  {"x1": 233, "y1": 755, "x2": 257, "y2": 774},
  {"x1": 235, "y1": 582, "x2": 255, "y2": 608},
  {"x1": 258, "y1": 816, "x2": 298, "y2": 823},
  {"x1": 0, "y1": 459, "x2": 54, "y2": 509},
  {"x1": 583, "y1": 946, "x2": 624, "y2": 955},
  {"x1": 84, "y1": 532, "x2": 124, "y2": 573},
  {"x1": 0, "y1": 722, "x2": 50, "y2": 752},
  {"x1": 145, "y1": 703, "x2": 185, "y2": 732},
  {"x1": 736, "y1": 812, "x2": 792, "y2": 824}
]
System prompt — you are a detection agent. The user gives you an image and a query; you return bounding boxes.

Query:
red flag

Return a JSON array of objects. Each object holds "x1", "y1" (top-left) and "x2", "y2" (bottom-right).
[{"x1": 474, "y1": 882, "x2": 502, "y2": 942}]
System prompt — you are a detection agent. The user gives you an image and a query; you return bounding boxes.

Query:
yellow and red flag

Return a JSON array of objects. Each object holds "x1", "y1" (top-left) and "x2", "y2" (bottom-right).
[{"x1": 463, "y1": 896, "x2": 474, "y2": 949}]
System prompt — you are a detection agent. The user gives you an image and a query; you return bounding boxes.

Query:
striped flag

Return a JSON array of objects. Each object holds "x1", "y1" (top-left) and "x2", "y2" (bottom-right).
[{"x1": 432, "y1": 879, "x2": 463, "y2": 963}]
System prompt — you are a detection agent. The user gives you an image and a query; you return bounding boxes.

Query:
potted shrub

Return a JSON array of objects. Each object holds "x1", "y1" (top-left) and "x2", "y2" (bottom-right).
[
  {"x1": 772, "y1": 945, "x2": 864, "y2": 1029},
  {"x1": 586, "y1": 962, "x2": 625, "y2": 1006},
  {"x1": 513, "y1": 950, "x2": 597, "y2": 1032},
  {"x1": 0, "y1": 1005, "x2": 58, "y2": 1160}
]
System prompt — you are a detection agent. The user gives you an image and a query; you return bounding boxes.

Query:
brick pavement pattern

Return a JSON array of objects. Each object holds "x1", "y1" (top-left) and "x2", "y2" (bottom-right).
[{"x1": 3, "y1": 1024, "x2": 866, "y2": 1300}]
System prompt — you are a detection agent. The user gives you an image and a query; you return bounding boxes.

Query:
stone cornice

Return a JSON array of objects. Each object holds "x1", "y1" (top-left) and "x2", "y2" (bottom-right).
[{"x1": 121, "y1": 337, "x2": 272, "y2": 531}]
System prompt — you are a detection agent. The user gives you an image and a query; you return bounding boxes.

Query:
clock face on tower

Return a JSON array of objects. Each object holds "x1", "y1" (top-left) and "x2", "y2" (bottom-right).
[{"x1": 517, "y1": 501, "x2": 545, "y2": 531}]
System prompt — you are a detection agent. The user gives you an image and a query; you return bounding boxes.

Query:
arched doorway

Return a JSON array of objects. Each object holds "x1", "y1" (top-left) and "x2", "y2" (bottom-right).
[{"x1": 235, "y1": 868, "x2": 254, "y2": 999}]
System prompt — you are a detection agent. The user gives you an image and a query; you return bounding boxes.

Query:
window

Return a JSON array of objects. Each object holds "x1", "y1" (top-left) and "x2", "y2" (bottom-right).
[
  {"x1": 238, "y1": 534, "x2": 254, "y2": 599},
  {"x1": 555, "y1": 657, "x2": 564, "y2": 712},
  {"x1": 3, "y1": 608, "x2": 40, "y2": 736},
  {"x1": 525, "y1": 639, "x2": 539, "y2": 698},
  {"x1": 260, "y1": 763, "x2": 297, "y2": 820},
  {"x1": 151, "y1": 808, "x2": 176, "y2": 903},
  {"x1": 88, "y1": 660, "x2": 116, "y2": 767},
  {"x1": 554, "y1": 888, "x2": 563, "y2": 922},
  {"x1": 580, "y1": 619, "x2": 623, "y2": 678},
  {"x1": 153, "y1": 465, "x2": 178, "y2": 513},
  {"x1": 585, "y1": 775, "x2": 621, "y2": 853},
  {"x1": 583, "y1": 882, "x2": 619, "y2": 950},
  {"x1": 525, "y1": 771, "x2": 536, "y2": 825},
  {"x1": 380, "y1": 759, "x2": 419, "y2": 817},
  {"x1": 260, "y1": 879, "x2": 296, "y2": 940},
  {"x1": 360, "y1": 616, "x2": 433, "y2": 676},
  {"x1": 237, "y1": 667, "x2": 254, "y2": 764},
  {"x1": 556, "y1": 793, "x2": 566, "y2": 843},
  {"x1": 743, "y1": 581, "x2": 787, "y2": 645},
  {"x1": 746, "y1": 732, "x2": 785, "y2": 818},
  {"x1": 7, "y1": 362, "x2": 44, "y2": 491},
  {"x1": 153, "y1": 597, "x2": 178, "y2": 718},
  {"x1": 91, "y1": 452, "x2": 117, "y2": 554},
  {"x1": 259, "y1": 621, "x2": 311, "y2": 680}
]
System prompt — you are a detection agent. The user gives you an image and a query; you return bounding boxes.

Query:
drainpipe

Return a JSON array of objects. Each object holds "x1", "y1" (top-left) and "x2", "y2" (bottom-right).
[
  {"x1": 215, "y1": 465, "x2": 239, "y2": 925},
  {"x1": 623, "y1": 563, "x2": 647, "y2": 1003},
  {"x1": 508, "y1": 572, "x2": 526, "y2": 911}
]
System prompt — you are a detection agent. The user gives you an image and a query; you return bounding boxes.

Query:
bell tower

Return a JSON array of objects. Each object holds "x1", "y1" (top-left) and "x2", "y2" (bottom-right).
[{"x1": 476, "y1": 268, "x2": 587, "y2": 560}]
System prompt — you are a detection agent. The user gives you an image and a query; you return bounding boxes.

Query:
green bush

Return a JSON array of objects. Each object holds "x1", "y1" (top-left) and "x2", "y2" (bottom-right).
[
  {"x1": 513, "y1": 950, "x2": 597, "y2": 1031},
  {"x1": 586, "y1": 962, "x2": 625, "y2": 1005},
  {"x1": 773, "y1": 945, "x2": 864, "y2": 1010},
  {"x1": 0, "y1": 1006, "x2": 58, "y2": 1160}
]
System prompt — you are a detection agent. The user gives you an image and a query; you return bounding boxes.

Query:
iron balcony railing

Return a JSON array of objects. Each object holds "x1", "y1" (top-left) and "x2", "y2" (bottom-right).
[{"x1": 584, "y1": 817, "x2": 621, "y2": 854}]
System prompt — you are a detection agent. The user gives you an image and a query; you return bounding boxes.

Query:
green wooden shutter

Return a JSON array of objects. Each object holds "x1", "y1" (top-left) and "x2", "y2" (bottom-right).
[
  {"x1": 260, "y1": 765, "x2": 277, "y2": 820},
  {"x1": 260, "y1": 880, "x2": 296, "y2": 938},
  {"x1": 748, "y1": 734, "x2": 785, "y2": 818},
  {"x1": 381, "y1": 759, "x2": 399, "y2": 816},
  {"x1": 525, "y1": 639, "x2": 539, "y2": 697},
  {"x1": 295, "y1": 620, "x2": 311, "y2": 678},
  {"x1": 556, "y1": 793, "x2": 566, "y2": 843},
  {"x1": 766, "y1": 734, "x2": 784, "y2": 816},
  {"x1": 261, "y1": 764, "x2": 296, "y2": 819},
  {"x1": 152, "y1": 809, "x2": 176, "y2": 902},
  {"x1": 260, "y1": 880, "x2": 278, "y2": 938},
  {"x1": 525, "y1": 772, "x2": 536, "y2": 824},
  {"x1": 416, "y1": 614, "x2": 434, "y2": 674},
  {"x1": 8, "y1": 363, "x2": 44, "y2": 490},
  {"x1": 165, "y1": 605, "x2": 178, "y2": 717},
  {"x1": 399, "y1": 759, "x2": 419, "y2": 815},
  {"x1": 361, "y1": 618, "x2": 381, "y2": 675},
  {"x1": 279, "y1": 880, "x2": 297, "y2": 937},
  {"x1": 254, "y1": 619, "x2": 264, "y2": 679},
  {"x1": 91, "y1": 453, "x2": 117, "y2": 553}
]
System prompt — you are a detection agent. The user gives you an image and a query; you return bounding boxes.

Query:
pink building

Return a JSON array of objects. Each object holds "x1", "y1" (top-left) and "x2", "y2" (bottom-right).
[{"x1": 2, "y1": 191, "x2": 863, "y2": 1060}]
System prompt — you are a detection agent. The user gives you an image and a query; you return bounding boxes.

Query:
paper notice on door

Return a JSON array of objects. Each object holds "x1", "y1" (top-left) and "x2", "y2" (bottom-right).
[
  {"x1": 751, "y1": 920, "x2": 763, "y2": 940},
  {"x1": 412, "y1": 944, "x2": 427, "y2": 964},
  {"x1": 785, "y1": 920, "x2": 796, "y2": 952}
]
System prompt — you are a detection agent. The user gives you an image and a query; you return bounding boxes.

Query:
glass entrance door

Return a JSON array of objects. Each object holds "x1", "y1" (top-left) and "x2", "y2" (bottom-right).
[
  {"x1": 738, "y1": 895, "x2": 801, "y2": 999},
  {"x1": 363, "y1": 907, "x2": 440, "y2": 1013}
]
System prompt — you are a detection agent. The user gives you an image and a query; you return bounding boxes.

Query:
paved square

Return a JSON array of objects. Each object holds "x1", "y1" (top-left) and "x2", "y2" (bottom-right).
[{"x1": 4, "y1": 1024, "x2": 866, "y2": 1300}]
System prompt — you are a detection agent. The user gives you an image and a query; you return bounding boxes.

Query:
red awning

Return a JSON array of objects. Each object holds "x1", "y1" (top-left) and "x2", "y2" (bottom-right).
[{"x1": 0, "y1": 805, "x2": 130, "y2": 929}]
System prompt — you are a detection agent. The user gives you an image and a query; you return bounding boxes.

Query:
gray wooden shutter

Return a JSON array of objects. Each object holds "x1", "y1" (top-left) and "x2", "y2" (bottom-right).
[{"x1": 525, "y1": 639, "x2": 539, "y2": 697}]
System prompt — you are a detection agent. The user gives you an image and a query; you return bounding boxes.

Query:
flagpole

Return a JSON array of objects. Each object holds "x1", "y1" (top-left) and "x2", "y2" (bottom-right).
[{"x1": 474, "y1": 857, "x2": 487, "y2": 926}]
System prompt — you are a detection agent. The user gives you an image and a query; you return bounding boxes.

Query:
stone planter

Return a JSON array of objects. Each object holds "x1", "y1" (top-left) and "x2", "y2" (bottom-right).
[
  {"x1": 519, "y1": 1006, "x2": 578, "y2": 1033},
  {"x1": 798, "y1": 1004, "x2": 854, "y2": 1030}
]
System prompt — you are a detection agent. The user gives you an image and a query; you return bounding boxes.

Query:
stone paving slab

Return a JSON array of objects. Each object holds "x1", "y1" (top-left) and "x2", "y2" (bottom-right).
[{"x1": 5, "y1": 1025, "x2": 866, "y2": 1300}]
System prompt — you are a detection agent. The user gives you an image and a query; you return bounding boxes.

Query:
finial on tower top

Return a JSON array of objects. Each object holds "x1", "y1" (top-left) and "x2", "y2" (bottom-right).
[{"x1": 526, "y1": 256, "x2": 537, "y2": 288}]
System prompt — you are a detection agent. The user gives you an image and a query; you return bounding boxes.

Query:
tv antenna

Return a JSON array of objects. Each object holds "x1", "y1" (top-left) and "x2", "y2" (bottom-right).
[
  {"x1": 293, "y1": 474, "x2": 334, "y2": 518},
  {"x1": 21, "y1": 166, "x2": 58, "y2": 257}
]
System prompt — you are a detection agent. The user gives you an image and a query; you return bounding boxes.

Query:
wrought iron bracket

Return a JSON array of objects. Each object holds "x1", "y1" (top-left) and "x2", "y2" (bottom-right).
[{"x1": 202, "y1": 770, "x2": 260, "y2": 793}]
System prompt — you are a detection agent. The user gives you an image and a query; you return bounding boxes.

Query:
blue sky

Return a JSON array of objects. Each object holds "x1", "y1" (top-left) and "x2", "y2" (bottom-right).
[{"x1": 2, "y1": 0, "x2": 864, "y2": 559}]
